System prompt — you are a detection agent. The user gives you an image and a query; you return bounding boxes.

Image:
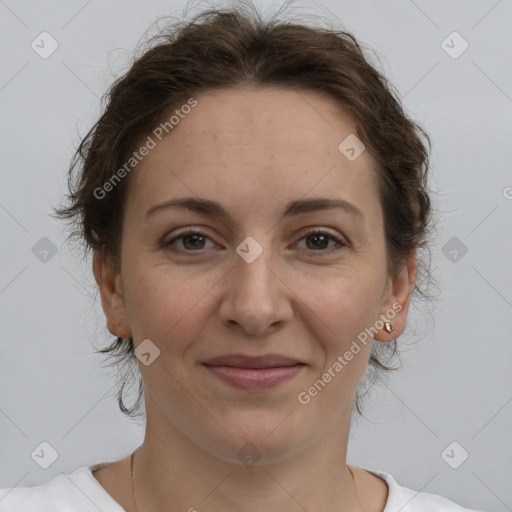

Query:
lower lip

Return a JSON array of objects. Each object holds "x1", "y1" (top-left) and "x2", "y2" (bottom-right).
[{"x1": 203, "y1": 364, "x2": 305, "y2": 390}]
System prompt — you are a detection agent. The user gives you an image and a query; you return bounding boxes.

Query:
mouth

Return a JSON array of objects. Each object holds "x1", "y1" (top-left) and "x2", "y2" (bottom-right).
[
  {"x1": 201, "y1": 353, "x2": 306, "y2": 390},
  {"x1": 202, "y1": 353, "x2": 303, "y2": 369},
  {"x1": 202, "y1": 364, "x2": 305, "y2": 390}
]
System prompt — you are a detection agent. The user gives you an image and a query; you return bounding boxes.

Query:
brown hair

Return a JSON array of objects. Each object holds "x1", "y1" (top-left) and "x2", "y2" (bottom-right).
[{"x1": 53, "y1": 0, "x2": 435, "y2": 419}]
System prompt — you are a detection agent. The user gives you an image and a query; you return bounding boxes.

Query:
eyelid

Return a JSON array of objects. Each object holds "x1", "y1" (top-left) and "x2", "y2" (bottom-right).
[
  {"x1": 162, "y1": 227, "x2": 218, "y2": 249},
  {"x1": 295, "y1": 226, "x2": 348, "y2": 245},
  {"x1": 162, "y1": 226, "x2": 349, "y2": 255},
  {"x1": 292, "y1": 228, "x2": 348, "y2": 254}
]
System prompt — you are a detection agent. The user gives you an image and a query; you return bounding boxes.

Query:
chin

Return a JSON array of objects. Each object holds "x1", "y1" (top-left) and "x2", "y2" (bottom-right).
[{"x1": 200, "y1": 417, "x2": 310, "y2": 467}]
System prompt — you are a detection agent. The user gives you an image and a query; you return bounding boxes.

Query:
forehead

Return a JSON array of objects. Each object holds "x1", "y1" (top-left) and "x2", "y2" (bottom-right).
[
  {"x1": 157, "y1": 86, "x2": 364, "y2": 157},
  {"x1": 127, "y1": 86, "x2": 381, "y2": 225}
]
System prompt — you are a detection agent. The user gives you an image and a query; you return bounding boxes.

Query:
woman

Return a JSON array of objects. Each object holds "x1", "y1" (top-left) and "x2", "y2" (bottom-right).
[{"x1": 0, "y1": 2, "x2": 486, "y2": 511}]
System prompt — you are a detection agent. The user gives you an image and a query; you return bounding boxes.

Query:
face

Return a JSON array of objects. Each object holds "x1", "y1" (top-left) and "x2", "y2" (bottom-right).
[{"x1": 94, "y1": 86, "x2": 415, "y2": 465}]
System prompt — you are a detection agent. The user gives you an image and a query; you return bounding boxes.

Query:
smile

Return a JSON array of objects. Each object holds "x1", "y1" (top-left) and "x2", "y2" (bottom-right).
[{"x1": 202, "y1": 364, "x2": 305, "y2": 390}]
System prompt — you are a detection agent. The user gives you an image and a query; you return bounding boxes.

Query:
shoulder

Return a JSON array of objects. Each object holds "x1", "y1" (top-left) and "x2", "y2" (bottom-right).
[
  {"x1": 0, "y1": 462, "x2": 121, "y2": 512},
  {"x1": 367, "y1": 469, "x2": 487, "y2": 512}
]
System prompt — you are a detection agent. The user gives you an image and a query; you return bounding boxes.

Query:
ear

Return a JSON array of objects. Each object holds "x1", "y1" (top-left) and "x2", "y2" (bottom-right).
[
  {"x1": 92, "y1": 251, "x2": 131, "y2": 339},
  {"x1": 373, "y1": 249, "x2": 417, "y2": 342}
]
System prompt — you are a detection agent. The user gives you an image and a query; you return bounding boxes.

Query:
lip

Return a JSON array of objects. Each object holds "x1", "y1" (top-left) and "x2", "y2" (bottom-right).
[
  {"x1": 202, "y1": 353, "x2": 305, "y2": 390},
  {"x1": 203, "y1": 364, "x2": 305, "y2": 390},
  {"x1": 202, "y1": 353, "x2": 303, "y2": 369}
]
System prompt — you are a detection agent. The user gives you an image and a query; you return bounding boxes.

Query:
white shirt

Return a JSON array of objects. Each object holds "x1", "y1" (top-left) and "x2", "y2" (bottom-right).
[{"x1": 0, "y1": 462, "x2": 486, "y2": 511}]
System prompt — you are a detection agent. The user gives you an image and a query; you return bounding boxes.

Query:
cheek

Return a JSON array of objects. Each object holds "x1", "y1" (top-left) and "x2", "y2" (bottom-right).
[
  {"x1": 123, "y1": 259, "x2": 219, "y2": 345},
  {"x1": 299, "y1": 269, "x2": 383, "y2": 343},
  {"x1": 304, "y1": 281, "x2": 380, "y2": 398}
]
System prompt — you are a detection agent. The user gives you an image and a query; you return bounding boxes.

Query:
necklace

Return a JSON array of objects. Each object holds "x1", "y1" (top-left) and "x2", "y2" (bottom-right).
[{"x1": 130, "y1": 448, "x2": 364, "y2": 511}]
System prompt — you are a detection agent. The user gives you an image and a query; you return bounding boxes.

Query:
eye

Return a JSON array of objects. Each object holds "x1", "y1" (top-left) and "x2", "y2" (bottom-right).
[
  {"x1": 163, "y1": 228, "x2": 216, "y2": 253},
  {"x1": 294, "y1": 229, "x2": 347, "y2": 254},
  {"x1": 162, "y1": 227, "x2": 347, "y2": 255}
]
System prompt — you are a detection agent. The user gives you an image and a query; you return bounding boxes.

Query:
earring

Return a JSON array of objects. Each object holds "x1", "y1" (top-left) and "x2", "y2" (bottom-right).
[{"x1": 383, "y1": 321, "x2": 394, "y2": 333}]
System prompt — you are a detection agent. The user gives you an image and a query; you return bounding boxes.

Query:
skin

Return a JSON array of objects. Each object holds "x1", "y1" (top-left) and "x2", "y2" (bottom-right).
[{"x1": 92, "y1": 86, "x2": 416, "y2": 512}]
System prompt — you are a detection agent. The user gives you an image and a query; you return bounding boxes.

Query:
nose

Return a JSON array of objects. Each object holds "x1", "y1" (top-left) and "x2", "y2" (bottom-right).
[{"x1": 218, "y1": 237, "x2": 294, "y2": 336}]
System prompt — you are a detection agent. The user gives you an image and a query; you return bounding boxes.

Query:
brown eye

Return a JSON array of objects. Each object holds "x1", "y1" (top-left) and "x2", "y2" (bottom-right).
[
  {"x1": 164, "y1": 229, "x2": 215, "y2": 252},
  {"x1": 295, "y1": 230, "x2": 347, "y2": 254}
]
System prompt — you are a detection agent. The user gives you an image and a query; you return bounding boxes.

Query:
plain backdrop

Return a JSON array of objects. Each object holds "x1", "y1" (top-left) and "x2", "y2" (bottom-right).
[{"x1": 1, "y1": 1, "x2": 511, "y2": 511}]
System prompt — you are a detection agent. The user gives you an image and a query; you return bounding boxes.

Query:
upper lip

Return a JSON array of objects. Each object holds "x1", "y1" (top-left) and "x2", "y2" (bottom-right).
[{"x1": 202, "y1": 353, "x2": 304, "y2": 369}]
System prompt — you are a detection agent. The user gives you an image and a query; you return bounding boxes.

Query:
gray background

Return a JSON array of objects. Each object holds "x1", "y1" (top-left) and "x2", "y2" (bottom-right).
[{"x1": 1, "y1": 0, "x2": 511, "y2": 510}]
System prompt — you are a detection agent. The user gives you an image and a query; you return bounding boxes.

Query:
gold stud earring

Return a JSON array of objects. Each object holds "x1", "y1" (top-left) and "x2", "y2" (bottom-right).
[{"x1": 383, "y1": 321, "x2": 394, "y2": 333}]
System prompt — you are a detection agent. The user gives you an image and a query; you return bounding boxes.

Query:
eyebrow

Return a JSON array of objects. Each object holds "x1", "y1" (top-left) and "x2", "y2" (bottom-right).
[{"x1": 144, "y1": 196, "x2": 364, "y2": 222}]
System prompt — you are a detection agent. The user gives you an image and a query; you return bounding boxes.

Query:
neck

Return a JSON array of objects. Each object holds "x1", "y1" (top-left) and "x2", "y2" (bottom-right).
[{"x1": 130, "y1": 408, "x2": 363, "y2": 512}]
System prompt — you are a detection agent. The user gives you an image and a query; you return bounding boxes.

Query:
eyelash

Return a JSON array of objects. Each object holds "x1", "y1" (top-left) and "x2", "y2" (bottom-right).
[{"x1": 162, "y1": 228, "x2": 347, "y2": 256}]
